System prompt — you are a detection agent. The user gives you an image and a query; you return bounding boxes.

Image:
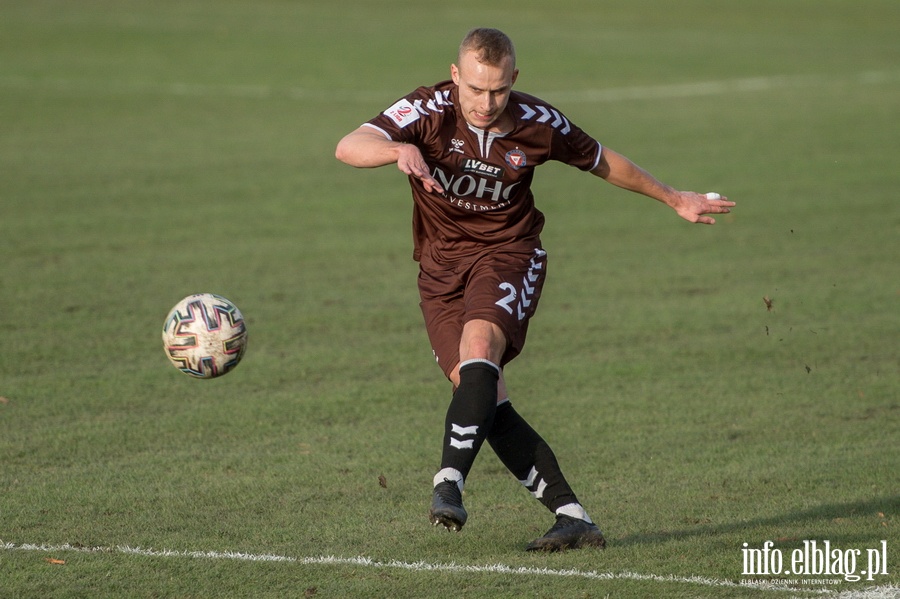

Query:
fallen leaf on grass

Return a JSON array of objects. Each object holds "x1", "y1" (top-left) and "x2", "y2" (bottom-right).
[
  {"x1": 763, "y1": 296, "x2": 774, "y2": 311},
  {"x1": 378, "y1": 474, "x2": 388, "y2": 489},
  {"x1": 304, "y1": 587, "x2": 317, "y2": 597},
  {"x1": 45, "y1": 558, "x2": 66, "y2": 565},
  {"x1": 0, "y1": 396, "x2": 9, "y2": 404}
]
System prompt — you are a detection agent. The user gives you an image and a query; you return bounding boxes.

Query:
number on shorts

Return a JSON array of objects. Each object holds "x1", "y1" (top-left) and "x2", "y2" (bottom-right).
[{"x1": 495, "y1": 282, "x2": 517, "y2": 315}]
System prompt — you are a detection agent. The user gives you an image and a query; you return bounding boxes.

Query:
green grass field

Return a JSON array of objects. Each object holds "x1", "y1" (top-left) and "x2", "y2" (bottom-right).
[{"x1": 1, "y1": 1, "x2": 898, "y2": 597}]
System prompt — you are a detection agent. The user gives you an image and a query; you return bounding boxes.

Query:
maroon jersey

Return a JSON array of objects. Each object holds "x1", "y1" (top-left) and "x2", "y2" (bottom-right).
[{"x1": 363, "y1": 80, "x2": 602, "y2": 264}]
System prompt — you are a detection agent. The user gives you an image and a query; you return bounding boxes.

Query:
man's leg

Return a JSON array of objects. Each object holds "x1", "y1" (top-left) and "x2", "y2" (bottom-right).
[
  {"x1": 488, "y1": 400, "x2": 606, "y2": 551},
  {"x1": 429, "y1": 320, "x2": 505, "y2": 532}
]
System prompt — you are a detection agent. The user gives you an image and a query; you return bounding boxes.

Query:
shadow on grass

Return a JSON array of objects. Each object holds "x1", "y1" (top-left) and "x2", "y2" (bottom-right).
[{"x1": 615, "y1": 495, "x2": 898, "y2": 547}]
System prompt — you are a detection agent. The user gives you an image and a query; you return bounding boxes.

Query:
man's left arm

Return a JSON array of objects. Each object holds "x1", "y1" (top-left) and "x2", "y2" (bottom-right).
[{"x1": 590, "y1": 147, "x2": 735, "y2": 225}]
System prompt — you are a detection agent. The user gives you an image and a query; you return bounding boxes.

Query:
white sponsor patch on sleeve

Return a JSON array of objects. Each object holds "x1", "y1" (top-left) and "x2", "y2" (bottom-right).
[{"x1": 383, "y1": 98, "x2": 420, "y2": 128}]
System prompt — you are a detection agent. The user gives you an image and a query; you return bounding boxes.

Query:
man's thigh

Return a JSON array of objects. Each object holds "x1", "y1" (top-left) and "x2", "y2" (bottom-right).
[{"x1": 418, "y1": 247, "x2": 547, "y2": 379}]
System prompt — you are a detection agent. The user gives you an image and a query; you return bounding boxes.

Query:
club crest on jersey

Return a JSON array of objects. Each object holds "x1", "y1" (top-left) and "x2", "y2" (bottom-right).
[
  {"x1": 383, "y1": 98, "x2": 420, "y2": 128},
  {"x1": 505, "y1": 148, "x2": 527, "y2": 170}
]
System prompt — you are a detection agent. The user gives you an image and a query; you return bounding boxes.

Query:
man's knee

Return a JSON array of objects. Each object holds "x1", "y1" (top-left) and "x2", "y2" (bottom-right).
[{"x1": 460, "y1": 319, "x2": 507, "y2": 364}]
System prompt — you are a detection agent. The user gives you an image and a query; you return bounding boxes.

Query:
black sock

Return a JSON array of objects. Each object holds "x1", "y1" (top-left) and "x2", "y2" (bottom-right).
[
  {"x1": 438, "y1": 360, "x2": 500, "y2": 481},
  {"x1": 487, "y1": 401, "x2": 579, "y2": 513}
]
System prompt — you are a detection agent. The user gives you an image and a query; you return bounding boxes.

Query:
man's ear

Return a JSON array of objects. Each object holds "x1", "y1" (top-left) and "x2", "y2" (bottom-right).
[{"x1": 450, "y1": 63, "x2": 460, "y2": 85}]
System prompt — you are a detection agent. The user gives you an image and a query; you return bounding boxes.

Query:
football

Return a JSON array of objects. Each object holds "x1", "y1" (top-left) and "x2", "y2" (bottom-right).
[{"x1": 161, "y1": 293, "x2": 248, "y2": 379}]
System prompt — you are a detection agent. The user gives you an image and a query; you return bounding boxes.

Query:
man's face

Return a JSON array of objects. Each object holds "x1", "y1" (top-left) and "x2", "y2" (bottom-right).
[{"x1": 451, "y1": 50, "x2": 518, "y2": 131}]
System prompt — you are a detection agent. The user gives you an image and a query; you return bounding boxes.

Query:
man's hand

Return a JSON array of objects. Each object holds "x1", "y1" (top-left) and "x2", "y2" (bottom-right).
[
  {"x1": 591, "y1": 148, "x2": 735, "y2": 224},
  {"x1": 669, "y1": 191, "x2": 735, "y2": 225},
  {"x1": 396, "y1": 143, "x2": 444, "y2": 194},
  {"x1": 336, "y1": 126, "x2": 444, "y2": 194}
]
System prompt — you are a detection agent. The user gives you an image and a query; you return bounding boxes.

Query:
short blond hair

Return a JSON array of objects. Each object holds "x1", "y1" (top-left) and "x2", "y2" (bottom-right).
[{"x1": 459, "y1": 28, "x2": 516, "y2": 68}]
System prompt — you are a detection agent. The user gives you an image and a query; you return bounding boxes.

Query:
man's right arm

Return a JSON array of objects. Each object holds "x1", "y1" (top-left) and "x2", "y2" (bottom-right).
[
  {"x1": 335, "y1": 126, "x2": 444, "y2": 194},
  {"x1": 335, "y1": 126, "x2": 403, "y2": 168}
]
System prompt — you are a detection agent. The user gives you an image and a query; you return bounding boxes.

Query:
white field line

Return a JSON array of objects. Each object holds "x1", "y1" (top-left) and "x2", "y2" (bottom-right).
[
  {"x1": 0, "y1": 69, "x2": 898, "y2": 103},
  {"x1": 542, "y1": 70, "x2": 900, "y2": 103},
  {"x1": 4, "y1": 540, "x2": 898, "y2": 597}
]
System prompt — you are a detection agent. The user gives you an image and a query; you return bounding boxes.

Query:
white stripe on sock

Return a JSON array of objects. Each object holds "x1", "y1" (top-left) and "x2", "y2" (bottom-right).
[
  {"x1": 433, "y1": 468, "x2": 464, "y2": 491},
  {"x1": 555, "y1": 503, "x2": 592, "y2": 524},
  {"x1": 458, "y1": 358, "x2": 500, "y2": 374}
]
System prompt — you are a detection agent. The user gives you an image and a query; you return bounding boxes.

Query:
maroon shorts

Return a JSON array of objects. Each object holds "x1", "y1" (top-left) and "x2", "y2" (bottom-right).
[{"x1": 418, "y1": 246, "x2": 548, "y2": 379}]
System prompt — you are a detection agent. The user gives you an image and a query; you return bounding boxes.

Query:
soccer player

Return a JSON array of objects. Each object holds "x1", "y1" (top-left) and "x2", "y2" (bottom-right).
[{"x1": 335, "y1": 28, "x2": 734, "y2": 551}]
